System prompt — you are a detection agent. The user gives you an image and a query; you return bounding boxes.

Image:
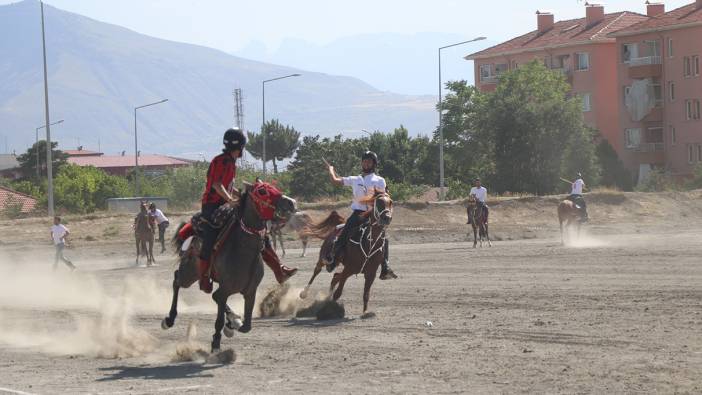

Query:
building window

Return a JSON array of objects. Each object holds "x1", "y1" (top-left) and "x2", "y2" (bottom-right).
[
  {"x1": 669, "y1": 81, "x2": 675, "y2": 102},
  {"x1": 479, "y1": 64, "x2": 492, "y2": 81},
  {"x1": 625, "y1": 128, "x2": 641, "y2": 149},
  {"x1": 622, "y1": 43, "x2": 637, "y2": 63},
  {"x1": 623, "y1": 86, "x2": 631, "y2": 105},
  {"x1": 694, "y1": 56, "x2": 701, "y2": 76},
  {"x1": 668, "y1": 38, "x2": 673, "y2": 58},
  {"x1": 494, "y1": 63, "x2": 508, "y2": 76},
  {"x1": 686, "y1": 99, "x2": 701, "y2": 120},
  {"x1": 689, "y1": 145, "x2": 695, "y2": 164},
  {"x1": 684, "y1": 56, "x2": 693, "y2": 77},
  {"x1": 575, "y1": 53, "x2": 590, "y2": 71},
  {"x1": 581, "y1": 93, "x2": 592, "y2": 112},
  {"x1": 697, "y1": 145, "x2": 702, "y2": 162},
  {"x1": 670, "y1": 125, "x2": 676, "y2": 145}
]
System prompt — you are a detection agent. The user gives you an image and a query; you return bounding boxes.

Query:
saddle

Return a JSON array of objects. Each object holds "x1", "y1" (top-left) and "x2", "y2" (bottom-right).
[{"x1": 183, "y1": 205, "x2": 239, "y2": 259}]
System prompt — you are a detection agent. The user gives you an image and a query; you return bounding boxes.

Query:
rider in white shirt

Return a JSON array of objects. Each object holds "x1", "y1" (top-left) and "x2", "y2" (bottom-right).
[
  {"x1": 567, "y1": 172, "x2": 588, "y2": 222},
  {"x1": 468, "y1": 178, "x2": 489, "y2": 224},
  {"x1": 149, "y1": 203, "x2": 170, "y2": 253},
  {"x1": 326, "y1": 151, "x2": 397, "y2": 280}
]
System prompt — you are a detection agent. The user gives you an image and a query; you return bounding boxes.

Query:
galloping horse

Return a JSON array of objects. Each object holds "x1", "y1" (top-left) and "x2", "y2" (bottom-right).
[
  {"x1": 161, "y1": 181, "x2": 296, "y2": 352},
  {"x1": 466, "y1": 195, "x2": 491, "y2": 248},
  {"x1": 558, "y1": 199, "x2": 581, "y2": 245},
  {"x1": 269, "y1": 211, "x2": 312, "y2": 257},
  {"x1": 300, "y1": 192, "x2": 393, "y2": 314},
  {"x1": 134, "y1": 202, "x2": 155, "y2": 266}
]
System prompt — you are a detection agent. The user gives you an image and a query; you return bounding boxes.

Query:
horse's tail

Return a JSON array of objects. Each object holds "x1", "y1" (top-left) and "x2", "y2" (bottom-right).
[
  {"x1": 172, "y1": 221, "x2": 188, "y2": 251},
  {"x1": 301, "y1": 211, "x2": 345, "y2": 240}
]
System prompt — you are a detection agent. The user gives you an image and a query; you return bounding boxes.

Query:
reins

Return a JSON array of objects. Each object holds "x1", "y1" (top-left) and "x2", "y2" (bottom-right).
[{"x1": 350, "y1": 194, "x2": 390, "y2": 274}]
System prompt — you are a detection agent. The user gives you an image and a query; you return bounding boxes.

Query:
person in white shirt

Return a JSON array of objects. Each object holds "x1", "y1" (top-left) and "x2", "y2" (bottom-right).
[
  {"x1": 467, "y1": 178, "x2": 489, "y2": 225},
  {"x1": 326, "y1": 151, "x2": 397, "y2": 280},
  {"x1": 149, "y1": 202, "x2": 170, "y2": 253},
  {"x1": 50, "y1": 216, "x2": 76, "y2": 271},
  {"x1": 566, "y1": 172, "x2": 588, "y2": 222}
]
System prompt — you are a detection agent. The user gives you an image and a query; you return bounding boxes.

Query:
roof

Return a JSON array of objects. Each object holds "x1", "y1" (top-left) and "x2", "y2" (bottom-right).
[
  {"x1": 64, "y1": 149, "x2": 103, "y2": 157},
  {"x1": 68, "y1": 154, "x2": 193, "y2": 168},
  {"x1": 0, "y1": 154, "x2": 19, "y2": 171},
  {"x1": 467, "y1": 12, "x2": 649, "y2": 60},
  {"x1": 0, "y1": 186, "x2": 37, "y2": 214},
  {"x1": 610, "y1": 3, "x2": 702, "y2": 36}
]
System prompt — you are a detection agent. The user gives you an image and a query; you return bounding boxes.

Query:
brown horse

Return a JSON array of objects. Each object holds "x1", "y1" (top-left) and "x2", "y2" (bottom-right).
[
  {"x1": 558, "y1": 199, "x2": 581, "y2": 245},
  {"x1": 134, "y1": 203, "x2": 155, "y2": 266},
  {"x1": 298, "y1": 211, "x2": 346, "y2": 299},
  {"x1": 269, "y1": 211, "x2": 312, "y2": 257},
  {"x1": 466, "y1": 196, "x2": 491, "y2": 248},
  {"x1": 300, "y1": 192, "x2": 393, "y2": 314},
  {"x1": 161, "y1": 182, "x2": 297, "y2": 352}
]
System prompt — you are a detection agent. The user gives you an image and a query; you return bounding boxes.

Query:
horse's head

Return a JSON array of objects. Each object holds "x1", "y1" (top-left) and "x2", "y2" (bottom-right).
[
  {"x1": 466, "y1": 195, "x2": 477, "y2": 208},
  {"x1": 245, "y1": 181, "x2": 296, "y2": 222},
  {"x1": 361, "y1": 190, "x2": 393, "y2": 227}
]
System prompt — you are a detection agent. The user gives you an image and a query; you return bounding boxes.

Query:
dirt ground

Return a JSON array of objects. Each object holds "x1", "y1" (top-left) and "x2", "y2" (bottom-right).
[{"x1": 1, "y1": 192, "x2": 701, "y2": 394}]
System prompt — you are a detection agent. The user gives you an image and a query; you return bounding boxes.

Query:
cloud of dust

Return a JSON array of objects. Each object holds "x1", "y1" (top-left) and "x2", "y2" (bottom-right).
[{"x1": 563, "y1": 228, "x2": 610, "y2": 248}]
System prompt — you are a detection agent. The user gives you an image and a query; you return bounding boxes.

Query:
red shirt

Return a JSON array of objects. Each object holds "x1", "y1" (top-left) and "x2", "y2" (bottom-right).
[{"x1": 201, "y1": 153, "x2": 236, "y2": 205}]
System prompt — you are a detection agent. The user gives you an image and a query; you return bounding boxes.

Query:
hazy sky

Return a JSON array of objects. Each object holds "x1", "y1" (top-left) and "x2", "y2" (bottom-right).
[{"x1": 2, "y1": 0, "x2": 692, "y2": 53}]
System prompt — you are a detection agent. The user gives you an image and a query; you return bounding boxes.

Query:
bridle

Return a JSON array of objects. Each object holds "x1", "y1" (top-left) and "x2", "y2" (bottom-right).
[{"x1": 350, "y1": 193, "x2": 392, "y2": 274}]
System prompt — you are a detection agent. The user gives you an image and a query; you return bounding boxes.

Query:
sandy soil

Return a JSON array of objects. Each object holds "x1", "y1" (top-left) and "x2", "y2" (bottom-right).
[{"x1": 1, "y1": 192, "x2": 701, "y2": 394}]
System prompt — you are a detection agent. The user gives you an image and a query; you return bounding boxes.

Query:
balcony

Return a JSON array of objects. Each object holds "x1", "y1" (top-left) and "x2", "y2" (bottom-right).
[
  {"x1": 480, "y1": 75, "x2": 500, "y2": 84},
  {"x1": 550, "y1": 67, "x2": 573, "y2": 82},
  {"x1": 628, "y1": 142, "x2": 665, "y2": 164},
  {"x1": 629, "y1": 56, "x2": 662, "y2": 66},
  {"x1": 642, "y1": 106, "x2": 663, "y2": 123},
  {"x1": 629, "y1": 142, "x2": 664, "y2": 153},
  {"x1": 628, "y1": 56, "x2": 662, "y2": 79}
]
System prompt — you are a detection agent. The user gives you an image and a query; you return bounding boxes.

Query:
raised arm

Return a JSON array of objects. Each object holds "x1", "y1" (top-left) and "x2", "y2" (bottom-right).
[{"x1": 328, "y1": 164, "x2": 344, "y2": 187}]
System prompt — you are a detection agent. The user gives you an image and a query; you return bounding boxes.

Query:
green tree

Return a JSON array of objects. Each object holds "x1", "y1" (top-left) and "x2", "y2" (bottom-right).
[
  {"x1": 53, "y1": 164, "x2": 130, "y2": 213},
  {"x1": 16, "y1": 140, "x2": 68, "y2": 180},
  {"x1": 596, "y1": 140, "x2": 633, "y2": 191},
  {"x1": 476, "y1": 60, "x2": 599, "y2": 195},
  {"x1": 247, "y1": 119, "x2": 301, "y2": 173}
]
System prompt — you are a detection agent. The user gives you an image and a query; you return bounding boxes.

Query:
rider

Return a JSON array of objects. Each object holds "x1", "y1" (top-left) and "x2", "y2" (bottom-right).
[
  {"x1": 148, "y1": 202, "x2": 169, "y2": 253},
  {"x1": 467, "y1": 178, "x2": 489, "y2": 225},
  {"x1": 325, "y1": 151, "x2": 397, "y2": 280},
  {"x1": 566, "y1": 172, "x2": 588, "y2": 222}
]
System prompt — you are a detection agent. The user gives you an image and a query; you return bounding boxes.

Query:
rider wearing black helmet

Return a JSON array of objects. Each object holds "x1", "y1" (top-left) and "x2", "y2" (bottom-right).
[{"x1": 326, "y1": 150, "x2": 397, "y2": 280}]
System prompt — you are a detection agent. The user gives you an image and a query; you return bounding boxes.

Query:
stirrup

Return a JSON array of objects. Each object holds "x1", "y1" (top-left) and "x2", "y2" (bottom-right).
[{"x1": 380, "y1": 269, "x2": 398, "y2": 280}]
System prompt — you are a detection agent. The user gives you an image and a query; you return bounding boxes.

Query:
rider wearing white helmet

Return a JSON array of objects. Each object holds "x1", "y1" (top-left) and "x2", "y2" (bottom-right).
[{"x1": 566, "y1": 172, "x2": 588, "y2": 222}]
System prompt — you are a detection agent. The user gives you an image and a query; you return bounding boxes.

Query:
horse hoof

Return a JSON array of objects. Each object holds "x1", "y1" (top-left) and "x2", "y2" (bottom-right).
[
  {"x1": 238, "y1": 324, "x2": 251, "y2": 334},
  {"x1": 211, "y1": 347, "x2": 221, "y2": 354},
  {"x1": 223, "y1": 324, "x2": 235, "y2": 338},
  {"x1": 299, "y1": 288, "x2": 309, "y2": 299},
  {"x1": 161, "y1": 317, "x2": 173, "y2": 330}
]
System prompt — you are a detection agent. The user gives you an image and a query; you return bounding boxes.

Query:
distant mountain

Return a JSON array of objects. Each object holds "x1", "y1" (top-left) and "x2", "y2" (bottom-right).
[
  {"x1": 0, "y1": 0, "x2": 437, "y2": 159},
  {"x1": 234, "y1": 33, "x2": 492, "y2": 96}
]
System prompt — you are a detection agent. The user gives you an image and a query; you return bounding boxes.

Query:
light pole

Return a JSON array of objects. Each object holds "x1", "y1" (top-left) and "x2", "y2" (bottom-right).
[
  {"x1": 262, "y1": 73, "x2": 301, "y2": 174},
  {"x1": 134, "y1": 99, "x2": 168, "y2": 196},
  {"x1": 39, "y1": 1, "x2": 59, "y2": 217},
  {"x1": 438, "y1": 37, "x2": 486, "y2": 200},
  {"x1": 35, "y1": 119, "x2": 63, "y2": 179}
]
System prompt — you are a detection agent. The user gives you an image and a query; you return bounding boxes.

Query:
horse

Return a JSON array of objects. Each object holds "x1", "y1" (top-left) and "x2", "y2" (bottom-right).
[
  {"x1": 466, "y1": 195, "x2": 491, "y2": 248},
  {"x1": 161, "y1": 181, "x2": 297, "y2": 352},
  {"x1": 134, "y1": 202, "x2": 155, "y2": 266},
  {"x1": 269, "y1": 211, "x2": 312, "y2": 257},
  {"x1": 297, "y1": 211, "x2": 346, "y2": 299},
  {"x1": 300, "y1": 192, "x2": 393, "y2": 314},
  {"x1": 558, "y1": 199, "x2": 581, "y2": 245}
]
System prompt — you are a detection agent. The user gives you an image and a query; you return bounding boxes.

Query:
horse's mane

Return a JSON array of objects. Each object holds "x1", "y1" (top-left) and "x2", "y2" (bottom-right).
[
  {"x1": 356, "y1": 191, "x2": 391, "y2": 218},
  {"x1": 300, "y1": 211, "x2": 345, "y2": 240}
]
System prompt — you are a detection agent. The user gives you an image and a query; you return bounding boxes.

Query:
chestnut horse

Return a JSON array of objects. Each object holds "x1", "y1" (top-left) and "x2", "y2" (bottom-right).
[
  {"x1": 134, "y1": 202, "x2": 155, "y2": 266},
  {"x1": 466, "y1": 195, "x2": 491, "y2": 248},
  {"x1": 299, "y1": 192, "x2": 393, "y2": 314},
  {"x1": 558, "y1": 199, "x2": 581, "y2": 245}
]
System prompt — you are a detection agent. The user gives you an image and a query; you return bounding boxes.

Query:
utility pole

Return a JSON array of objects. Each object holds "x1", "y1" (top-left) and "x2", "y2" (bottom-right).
[
  {"x1": 233, "y1": 88, "x2": 244, "y2": 129},
  {"x1": 40, "y1": 1, "x2": 55, "y2": 217}
]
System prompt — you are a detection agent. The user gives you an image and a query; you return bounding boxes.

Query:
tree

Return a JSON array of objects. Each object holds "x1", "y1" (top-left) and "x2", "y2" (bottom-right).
[
  {"x1": 476, "y1": 60, "x2": 599, "y2": 195},
  {"x1": 596, "y1": 140, "x2": 633, "y2": 191},
  {"x1": 16, "y1": 140, "x2": 68, "y2": 180},
  {"x1": 53, "y1": 164, "x2": 130, "y2": 213},
  {"x1": 247, "y1": 119, "x2": 301, "y2": 173}
]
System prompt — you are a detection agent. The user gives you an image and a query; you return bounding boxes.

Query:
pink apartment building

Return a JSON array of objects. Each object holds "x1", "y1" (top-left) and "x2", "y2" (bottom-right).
[
  {"x1": 610, "y1": 1, "x2": 702, "y2": 180},
  {"x1": 466, "y1": 4, "x2": 649, "y2": 159}
]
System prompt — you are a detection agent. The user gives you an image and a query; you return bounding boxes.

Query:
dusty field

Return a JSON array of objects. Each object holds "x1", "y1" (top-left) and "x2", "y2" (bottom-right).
[{"x1": 1, "y1": 192, "x2": 701, "y2": 394}]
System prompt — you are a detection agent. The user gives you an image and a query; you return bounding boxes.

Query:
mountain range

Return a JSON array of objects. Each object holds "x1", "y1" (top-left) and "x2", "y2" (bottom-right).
[{"x1": 0, "y1": 0, "x2": 438, "y2": 159}]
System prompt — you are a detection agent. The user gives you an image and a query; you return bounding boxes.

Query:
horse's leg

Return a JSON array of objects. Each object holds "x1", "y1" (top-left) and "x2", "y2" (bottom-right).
[
  {"x1": 279, "y1": 233, "x2": 286, "y2": 257},
  {"x1": 362, "y1": 268, "x2": 377, "y2": 313},
  {"x1": 162, "y1": 270, "x2": 180, "y2": 329},
  {"x1": 225, "y1": 304, "x2": 243, "y2": 331},
  {"x1": 300, "y1": 259, "x2": 324, "y2": 299},
  {"x1": 211, "y1": 288, "x2": 227, "y2": 352},
  {"x1": 485, "y1": 223, "x2": 492, "y2": 247},
  {"x1": 135, "y1": 238, "x2": 140, "y2": 265},
  {"x1": 472, "y1": 225, "x2": 478, "y2": 248},
  {"x1": 238, "y1": 290, "x2": 256, "y2": 334},
  {"x1": 300, "y1": 237, "x2": 308, "y2": 258},
  {"x1": 332, "y1": 270, "x2": 351, "y2": 301},
  {"x1": 559, "y1": 219, "x2": 564, "y2": 245}
]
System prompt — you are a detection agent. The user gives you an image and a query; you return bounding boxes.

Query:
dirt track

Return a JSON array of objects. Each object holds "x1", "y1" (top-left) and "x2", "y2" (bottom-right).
[{"x1": 1, "y1": 193, "x2": 702, "y2": 394}]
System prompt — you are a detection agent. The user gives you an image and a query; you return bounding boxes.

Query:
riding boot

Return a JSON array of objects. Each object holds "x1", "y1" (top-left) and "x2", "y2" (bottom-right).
[
  {"x1": 198, "y1": 258, "x2": 213, "y2": 294},
  {"x1": 326, "y1": 242, "x2": 343, "y2": 273},
  {"x1": 262, "y1": 245, "x2": 297, "y2": 284},
  {"x1": 380, "y1": 261, "x2": 398, "y2": 280}
]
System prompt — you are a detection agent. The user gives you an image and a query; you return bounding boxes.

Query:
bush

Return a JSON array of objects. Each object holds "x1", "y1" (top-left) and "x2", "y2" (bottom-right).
[
  {"x1": 387, "y1": 181, "x2": 428, "y2": 202},
  {"x1": 53, "y1": 164, "x2": 131, "y2": 213},
  {"x1": 446, "y1": 177, "x2": 471, "y2": 200},
  {"x1": 635, "y1": 168, "x2": 677, "y2": 192}
]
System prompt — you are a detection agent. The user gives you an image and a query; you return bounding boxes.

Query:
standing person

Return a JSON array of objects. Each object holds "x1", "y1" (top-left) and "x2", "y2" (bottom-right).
[
  {"x1": 50, "y1": 216, "x2": 76, "y2": 271},
  {"x1": 467, "y1": 178, "x2": 489, "y2": 225},
  {"x1": 566, "y1": 172, "x2": 588, "y2": 222},
  {"x1": 149, "y1": 202, "x2": 169, "y2": 253},
  {"x1": 325, "y1": 151, "x2": 397, "y2": 280}
]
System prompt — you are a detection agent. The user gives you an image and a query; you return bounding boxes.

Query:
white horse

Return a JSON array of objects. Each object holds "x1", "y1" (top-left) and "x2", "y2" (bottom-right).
[{"x1": 269, "y1": 211, "x2": 312, "y2": 257}]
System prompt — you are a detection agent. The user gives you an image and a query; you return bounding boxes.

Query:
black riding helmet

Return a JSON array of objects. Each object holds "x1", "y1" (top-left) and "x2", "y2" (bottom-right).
[
  {"x1": 223, "y1": 128, "x2": 246, "y2": 153},
  {"x1": 362, "y1": 150, "x2": 379, "y2": 165}
]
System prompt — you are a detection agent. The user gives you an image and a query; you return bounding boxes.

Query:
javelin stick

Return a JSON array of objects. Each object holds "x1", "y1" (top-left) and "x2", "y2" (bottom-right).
[
  {"x1": 560, "y1": 177, "x2": 573, "y2": 185},
  {"x1": 322, "y1": 157, "x2": 331, "y2": 167}
]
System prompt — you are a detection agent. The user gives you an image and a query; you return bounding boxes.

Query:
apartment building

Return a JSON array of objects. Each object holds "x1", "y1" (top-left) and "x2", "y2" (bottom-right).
[
  {"x1": 466, "y1": 4, "x2": 649, "y2": 157},
  {"x1": 610, "y1": 1, "x2": 702, "y2": 179}
]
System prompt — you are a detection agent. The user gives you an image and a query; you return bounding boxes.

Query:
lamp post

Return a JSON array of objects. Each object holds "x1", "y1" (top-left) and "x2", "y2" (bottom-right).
[
  {"x1": 134, "y1": 99, "x2": 168, "y2": 196},
  {"x1": 438, "y1": 37, "x2": 486, "y2": 200},
  {"x1": 35, "y1": 119, "x2": 63, "y2": 178},
  {"x1": 262, "y1": 73, "x2": 301, "y2": 174}
]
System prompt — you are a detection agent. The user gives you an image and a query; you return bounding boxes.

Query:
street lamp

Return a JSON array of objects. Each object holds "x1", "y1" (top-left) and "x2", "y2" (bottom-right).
[
  {"x1": 438, "y1": 37, "x2": 486, "y2": 200},
  {"x1": 262, "y1": 73, "x2": 301, "y2": 174},
  {"x1": 35, "y1": 119, "x2": 63, "y2": 178},
  {"x1": 134, "y1": 99, "x2": 168, "y2": 196}
]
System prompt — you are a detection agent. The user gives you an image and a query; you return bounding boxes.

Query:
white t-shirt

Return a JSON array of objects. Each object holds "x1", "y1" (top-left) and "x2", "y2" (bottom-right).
[
  {"x1": 571, "y1": 179, "x2": 585, "y2": 195},
  {"x1": 342, "y1": 173, "x2": 387, "y2": 211},
  {"x1": 470, "y1": 186, "x2": 488, "y2": 203},
  {"x1": 51, "y1": 224, "x2": 69, "y2": 245},
  {"x1": 149, "y1": 208, "x2": 169, "y2": 224}
]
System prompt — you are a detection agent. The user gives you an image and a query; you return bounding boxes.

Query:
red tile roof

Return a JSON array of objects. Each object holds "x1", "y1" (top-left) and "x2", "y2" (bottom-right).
[
  {"x1": 68, "y1": 154, "x2": 193, "y2": 168},
  {"x1": 0, "y1": 186, "x2": 38, "y2": 214},
  {"x1": 610, "y1": 3, "x2": 702, "y2": 36},
  {"x1": 64, "y1": 149, "x2": 103, "y2": 157},
  {"x1": 467, "y1": 12, "x2": 649, "y2": 59}
]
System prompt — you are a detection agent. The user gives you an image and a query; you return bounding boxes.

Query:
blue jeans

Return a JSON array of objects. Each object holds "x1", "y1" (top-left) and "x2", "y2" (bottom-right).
[{"x1": 54, "y1": 243, "x2": 75, "y2": 269}]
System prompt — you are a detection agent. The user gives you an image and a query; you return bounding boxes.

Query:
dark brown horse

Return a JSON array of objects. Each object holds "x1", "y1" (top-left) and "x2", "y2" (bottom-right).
[
  {"x1": 466, "y1": 196, "x2": 491, "y2": 248},
  {"x1": 161, "y1": 182, "x2": 296, "y2": 352},
  {"x1": 300, "y1": 192, "x2": 393, "y2": 314},
  {"x1": 134, "y1": 202, "x2": 155, "y2": 266},
  {"x1": 558, "y1": 199, "x2": 581, "y2": 245}
]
